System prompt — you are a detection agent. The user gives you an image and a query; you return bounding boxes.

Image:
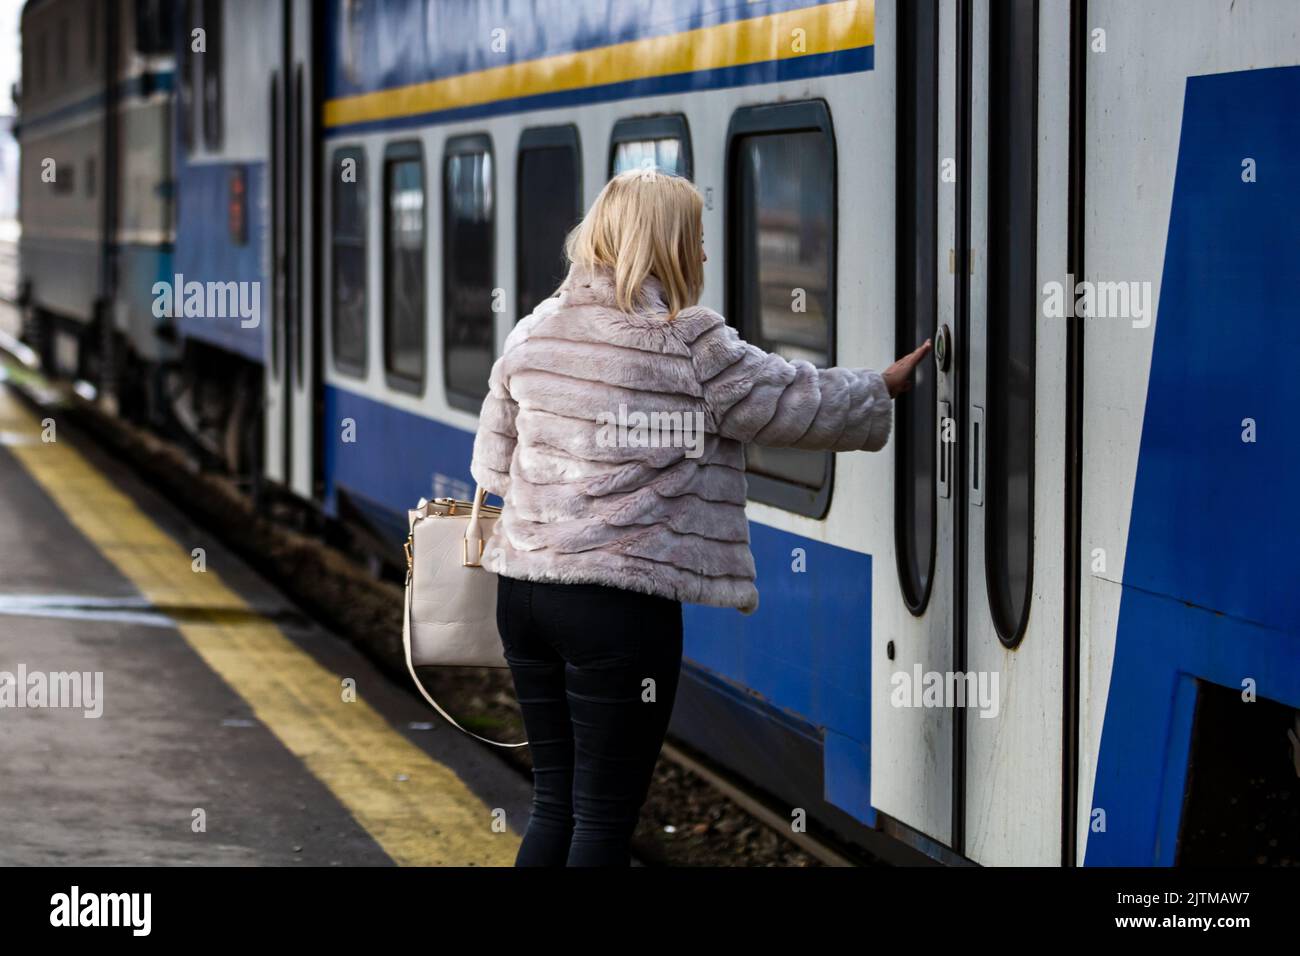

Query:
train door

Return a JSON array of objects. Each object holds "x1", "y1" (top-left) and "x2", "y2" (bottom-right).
[
  {"x1": 959, "y1": 0, "x2": 1072, "y2": 865},
  {"x1": 267, "y1": 0, "x2": 321, "y2": 500},
  {"x1": 872, "y1": 0, "x2": 957, "y2": 854},
  {"x1": 876, "y1": 0, "x2": 1077, "y2": 865}
]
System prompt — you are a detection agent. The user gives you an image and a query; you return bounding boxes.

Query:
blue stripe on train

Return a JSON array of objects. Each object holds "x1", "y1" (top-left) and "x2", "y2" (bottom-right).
[
  {"x1": 16, "y1": 71, "x2": 175, "y2": 135},
  {"x1": 1086, "y1": 65, "x2": 1300, "y2": 865},
  {"x1": 322, "y1": 382, "x2": 876, "y2": 825}
]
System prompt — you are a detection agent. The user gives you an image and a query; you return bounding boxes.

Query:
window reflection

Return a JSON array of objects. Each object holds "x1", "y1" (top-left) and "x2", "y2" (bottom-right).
[
  {"x1": 443, "y1": 144, "x2": 495, "y2": 405},
  {"x1": 385, "y1": 156, "x2": 424, "y2": 383},
  {"x1": 736, "y1": 130, "x2": 834, "y2": 490}
]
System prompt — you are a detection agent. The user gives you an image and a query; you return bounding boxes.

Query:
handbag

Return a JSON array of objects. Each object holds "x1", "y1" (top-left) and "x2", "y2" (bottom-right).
[{"x1": 402, "y1": 485, "x2": 528, "y2": 748}]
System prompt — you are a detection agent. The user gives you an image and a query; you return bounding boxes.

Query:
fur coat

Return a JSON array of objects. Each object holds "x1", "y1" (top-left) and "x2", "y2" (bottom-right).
[{"x1": 470, "y1": 260, "x2": 893, "y2": 614}]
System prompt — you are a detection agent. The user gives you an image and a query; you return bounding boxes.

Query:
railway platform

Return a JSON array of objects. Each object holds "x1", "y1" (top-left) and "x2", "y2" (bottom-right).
[{"x1": 0, "y1": 378, "x2": 531, "y2": 866}]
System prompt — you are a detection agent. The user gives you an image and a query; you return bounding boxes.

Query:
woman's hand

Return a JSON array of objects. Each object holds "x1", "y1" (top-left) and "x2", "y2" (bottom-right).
[{"x1": 882, "y1": 339, "x2": 933, "y2": 398}]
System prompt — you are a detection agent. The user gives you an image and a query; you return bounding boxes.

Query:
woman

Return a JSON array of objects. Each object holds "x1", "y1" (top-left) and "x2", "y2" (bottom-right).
[{"x1": 470, "y1": 168, "x2": 931, "y2": 866}]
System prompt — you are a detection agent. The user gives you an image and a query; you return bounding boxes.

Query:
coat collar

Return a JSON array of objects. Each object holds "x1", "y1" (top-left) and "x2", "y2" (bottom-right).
[{"x1": 560, "y1": 259, "x2": 668, "y2": 317}]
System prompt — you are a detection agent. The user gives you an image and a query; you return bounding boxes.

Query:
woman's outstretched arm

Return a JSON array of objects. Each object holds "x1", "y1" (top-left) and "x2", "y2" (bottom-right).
[{"x1": 693, "y1": 318, "x2": 931, "y2": 452}]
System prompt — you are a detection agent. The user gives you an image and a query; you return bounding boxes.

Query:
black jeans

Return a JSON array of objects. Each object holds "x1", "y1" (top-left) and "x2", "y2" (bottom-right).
[{"x1": 495, "y1": 574, "x2": 684, "y2": 866}]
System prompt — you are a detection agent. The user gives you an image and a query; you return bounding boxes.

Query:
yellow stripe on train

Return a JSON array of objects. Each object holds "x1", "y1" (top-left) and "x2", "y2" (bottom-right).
[{"x1": 323, "y1": 0, "x2": 875, "y2": 129}]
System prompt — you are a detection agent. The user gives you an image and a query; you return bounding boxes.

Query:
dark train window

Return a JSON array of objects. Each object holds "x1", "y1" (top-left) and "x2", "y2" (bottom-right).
[
  {"x1": 517, "y1": 125, "x2": 581, "y2": 322},
  {"x1": 179, "y1": 0, "x2": 196, "y2": 151},
  {"x1": 331, "y1": 147, "x2": 367, "y2": 377},
  {"x1": 895, "y1": 0, "x2": 939, "y2": 613},
  {"x1": 986, "y1": 0, "x2": 1038, "y2": 646},
  {"x1": 291, "y1": 65, "x2": 305, "y2": 385},
  {"x1": 443, "y1": 134, "x2": 496, "y2": 411},
  {"x1": 57, "y1": 18, "x2": 68, "y2": 82},
  {"x1": 383, "y1": 141, "x2": 426, "y2": 391},
  {"x1": 52, "y1": 165, "x2": 75, "y2": 195},
  {"x1": 269, "y1": 75, "x2": 281, "y2": 373},
  {"x1": 609, "y1": 115, "x2": 692, "y2": 179},
  {"x1": 726, "y1": 101, "x2": 836, "y2": 518},
  {"x1": 136, "y1": 0, "x2": 175, "y2": 55},
  {"x1": 88, "y1": 2, "x2": 98, "y2": 65},
  {"x1": 201, "y1": 0, "x2": 223, "y2": 150}
]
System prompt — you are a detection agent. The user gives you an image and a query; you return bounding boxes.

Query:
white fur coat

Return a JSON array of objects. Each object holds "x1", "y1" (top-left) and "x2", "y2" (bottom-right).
[{"x1": 470, "y1": 260, "x2": 893, "y2": 614}]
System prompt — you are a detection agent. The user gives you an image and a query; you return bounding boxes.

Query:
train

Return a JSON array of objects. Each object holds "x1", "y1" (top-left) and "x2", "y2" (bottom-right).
[{"x1": 14, "y1": 0, "x2": 1300, "y2": 866}]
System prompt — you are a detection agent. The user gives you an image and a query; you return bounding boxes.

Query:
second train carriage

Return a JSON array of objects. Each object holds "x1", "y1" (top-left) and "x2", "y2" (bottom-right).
[
  {"x1": 17, "y1": 0, "x2": 176, "y2": 412},
  {"x1": 17, "y1": 0, "x2": 1300, "y2": 865}
]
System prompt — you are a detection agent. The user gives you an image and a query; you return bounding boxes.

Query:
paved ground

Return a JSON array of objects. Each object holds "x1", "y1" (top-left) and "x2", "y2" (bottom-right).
[{"x1": 0, "y1": 377, "x2": 533, "y2": 866}]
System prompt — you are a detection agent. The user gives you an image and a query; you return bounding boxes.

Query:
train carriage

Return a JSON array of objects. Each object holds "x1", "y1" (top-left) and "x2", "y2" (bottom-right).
[
  {"x1": 17, "y1": 0, "x2": 1300, "y2": 866},
  {"x1": 164, "y1": 0, "x2": 318, "y2": 483},
  {"x1": 312, "y1": 0, "x2": 1300, "y2": 866},
  {"x1": 17, "y1": 0, "x2": 176, "y2": 408}
]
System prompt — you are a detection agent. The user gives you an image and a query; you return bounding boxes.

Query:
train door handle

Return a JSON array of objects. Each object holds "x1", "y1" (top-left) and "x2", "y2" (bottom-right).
[
  {"x1": 970, "y1": 405, "x2": 985, "y2": 507},
  {"x1": 935, "y1": 324, "x2": 952, "y2": 373}
]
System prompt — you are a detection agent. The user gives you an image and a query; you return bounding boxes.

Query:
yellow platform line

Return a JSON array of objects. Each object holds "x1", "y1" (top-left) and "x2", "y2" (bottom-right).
[{"x1": 0, "y1": 388, "x2": 519, "y2": 866}]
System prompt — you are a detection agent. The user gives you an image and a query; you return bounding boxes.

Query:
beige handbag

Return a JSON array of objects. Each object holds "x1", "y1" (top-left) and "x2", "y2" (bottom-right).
[{"x1": 402, "y1": 486, "x2": 527, "y2": 748}]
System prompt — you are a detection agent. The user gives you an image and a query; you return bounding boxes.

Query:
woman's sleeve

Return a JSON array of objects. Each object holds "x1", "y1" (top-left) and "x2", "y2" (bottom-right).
[
  {"x1": 693, "y1": 319, "x2": 893, "y2": 452},
  {"x1": 469, "y1": 353, "x2": 518, "y2": 498},
  {"x1": 469, "y1": 304, "x2": 556, "y2": 497}
]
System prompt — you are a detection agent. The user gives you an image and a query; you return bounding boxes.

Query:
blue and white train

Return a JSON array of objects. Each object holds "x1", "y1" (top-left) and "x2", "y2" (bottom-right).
[{"x1": 17, "y1": 0, "x2": 1300, "y2": 866}]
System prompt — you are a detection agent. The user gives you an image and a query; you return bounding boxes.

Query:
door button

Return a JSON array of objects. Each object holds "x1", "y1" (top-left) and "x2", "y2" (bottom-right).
[{"x1": 935, "y1": 324, "x2": 952, "y2": 373}]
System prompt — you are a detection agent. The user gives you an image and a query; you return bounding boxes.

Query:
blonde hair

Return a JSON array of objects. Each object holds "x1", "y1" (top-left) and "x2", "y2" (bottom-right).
[{"x1": 563, "y1": 167, "x2": 704, "y2": 320}]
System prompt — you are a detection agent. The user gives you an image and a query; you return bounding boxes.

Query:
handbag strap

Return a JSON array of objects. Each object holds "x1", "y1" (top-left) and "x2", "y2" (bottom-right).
[
  {"x1": 463, "y1": 485, "x2": 487, "y2": 567},
  {"x1": 402, "y1": 485, "x2": 528, "y2": 749}
]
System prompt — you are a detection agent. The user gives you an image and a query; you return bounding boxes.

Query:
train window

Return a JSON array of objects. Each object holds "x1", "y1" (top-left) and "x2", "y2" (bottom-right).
[
  {"x1": 201, "y1": 0, "x2": 223, "y2": 150},
  {"x1": 291, "y1": 66, "x2": 305, "y2": 386},
  {"x1": 895, "y1": 0, "x2": 939, "y2": 613},
  {"x1": 517, "y1": 125, "x2": 581, "y2": 322},
  {"x1": 442, "y1": 134, "x2": 496, "y2": 411},
  {"x1": 135, "y1": 0, "x2": 175, "y2": 56},
  {"x1": 53, "y1": 166, "x2": 75, "y2": 196},
  {"x1": 609, "y1": 115, "x2": 692, "y2": 179},
  {"x1": 57, "y1": 18, "x2": 68, "y2": 82},
  {"x1": 725, "y1": 101, "x2": 836, "y2": 518},
  {"x1": 88, "y1": 3, "x2": 98, "y2": 66},
  {"x1": 383, "y1": 142, "x2": 426, "y2": 392},
  {"x1": 986, "y1": 0, "x2": 1038, "y2": 646},
  {"x1": 332, "y1": 148, "x2": 367, "y2": 377},
  {"x1": 269, "y1": 75, "x2": 281, "y2": 373},
  {"x1": 179, "y1": 0, "x2": 196, "y2": 151}
]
